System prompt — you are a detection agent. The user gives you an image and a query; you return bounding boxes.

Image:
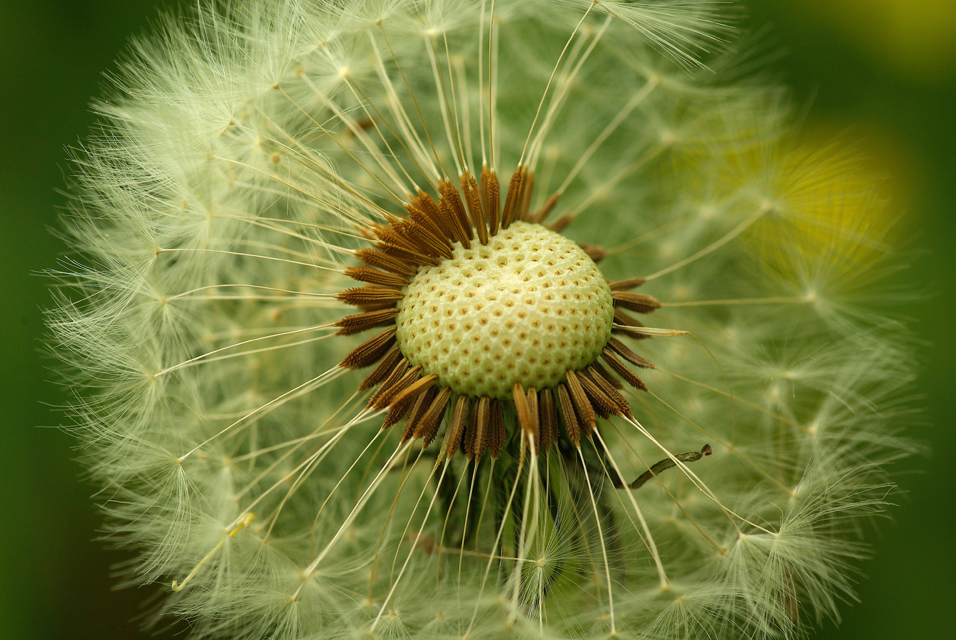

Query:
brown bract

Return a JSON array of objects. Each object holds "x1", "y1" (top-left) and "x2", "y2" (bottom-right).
[{"x1": 334, "y1": 166, "x2": 659, "y2": 461}]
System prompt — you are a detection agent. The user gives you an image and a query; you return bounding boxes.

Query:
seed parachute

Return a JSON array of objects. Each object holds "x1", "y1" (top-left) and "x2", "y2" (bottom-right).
[{"x1": 48, "y1": 1, "x2": 915, "y2": 639}]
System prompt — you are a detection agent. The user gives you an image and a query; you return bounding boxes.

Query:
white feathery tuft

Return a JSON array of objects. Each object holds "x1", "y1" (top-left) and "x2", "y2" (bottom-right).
[{"x1": 47, "y1": 1, "x2": 917, "y2": 639}]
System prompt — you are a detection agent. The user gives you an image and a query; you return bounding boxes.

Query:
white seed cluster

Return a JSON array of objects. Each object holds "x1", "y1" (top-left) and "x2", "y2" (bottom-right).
[
  {"x1": 396, "y1": 222, "x2": 614, "y2": 398},
  {"x1": 49, "y1": 1, "x2": 916, "y2": 637}
]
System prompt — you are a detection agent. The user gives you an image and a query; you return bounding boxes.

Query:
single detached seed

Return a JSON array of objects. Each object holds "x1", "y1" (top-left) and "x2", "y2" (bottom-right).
[{"x1": 396, "y1": 222, "x2": 614, "y2": 398}]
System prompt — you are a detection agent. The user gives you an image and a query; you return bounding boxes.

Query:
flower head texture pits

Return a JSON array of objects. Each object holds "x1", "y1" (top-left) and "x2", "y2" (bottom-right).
[{"x1": 47, "y1": 1, "x2": 918, "y2": 639}]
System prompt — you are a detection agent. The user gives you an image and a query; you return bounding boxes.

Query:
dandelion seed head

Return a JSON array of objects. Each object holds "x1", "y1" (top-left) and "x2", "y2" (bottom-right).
[{"x1": 47, "y1": 0, "x2": 917, "y2": 639}]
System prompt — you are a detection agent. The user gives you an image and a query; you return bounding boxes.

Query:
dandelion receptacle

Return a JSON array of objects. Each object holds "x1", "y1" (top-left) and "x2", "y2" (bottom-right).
[{"x1": 47, "y1": 1, "x2": 916, "y2": 638}]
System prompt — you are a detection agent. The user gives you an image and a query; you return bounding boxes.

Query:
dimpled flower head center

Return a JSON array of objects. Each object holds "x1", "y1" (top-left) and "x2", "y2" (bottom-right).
[{"x1": 396, "y1": 222, "x2": 614, "y2": 398}]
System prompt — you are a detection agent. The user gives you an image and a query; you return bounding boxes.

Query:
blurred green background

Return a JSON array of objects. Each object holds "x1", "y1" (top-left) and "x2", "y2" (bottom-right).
[{"x1": 1, "y1": 1, "x2": 952, "y2": 638}]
